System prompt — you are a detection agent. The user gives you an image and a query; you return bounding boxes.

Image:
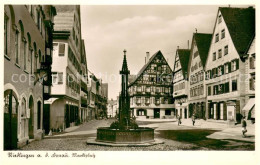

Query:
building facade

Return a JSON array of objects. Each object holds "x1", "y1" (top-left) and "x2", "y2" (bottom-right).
[
  {"x1": 80, "y1": 39, "x2": 89, "y2": 123},
  {"x1": 128, "y1": 51, "x2": 174, "y2": 119},
  {"x1": 242, "y1": 36, "x2": 255, "y2": 121},
  {"x1": 187, "y1": 33, "x2": 212, "y2": 119},
  {"x1": 204, "y1": 7, "x2": 255, "y2": 123},
  {"x1": 173, "y1": 48, "x2": 190, "y2": 119},
  {"x1": 107, "y1": 99, "x2": 118, "y2": 118},
  {"x1": 4, "y1": 5, "x2": 56, "y2": 149},
  {"x1": 46, "y1": 5, "x2": 82, "y2": 131}
]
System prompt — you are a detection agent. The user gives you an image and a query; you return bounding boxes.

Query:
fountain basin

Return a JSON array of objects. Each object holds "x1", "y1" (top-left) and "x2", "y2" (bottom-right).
[{"x1": 96, "y1": 127, "x2": 154, "y2": 144}]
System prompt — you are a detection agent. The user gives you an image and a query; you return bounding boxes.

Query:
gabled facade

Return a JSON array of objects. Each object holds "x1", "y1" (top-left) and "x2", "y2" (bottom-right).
[
  {"x1": 173, "y1": 48, "x2": 190, "y2": 119},
  {"x1": 46, "y1": 5, "x2": 82, "y2": 131},
  {"x1": 204, "y1": 7, "x2": 255, "y2": 123},
  {"x1": 128, "y1": 51, "x2": 174, "y2": 119},
  {"x1": 242, "y1": 36, "x2": 255, "y2": 121},
  {"x1": 187, "y1": 33, "x2": 212, "y2": 119}
]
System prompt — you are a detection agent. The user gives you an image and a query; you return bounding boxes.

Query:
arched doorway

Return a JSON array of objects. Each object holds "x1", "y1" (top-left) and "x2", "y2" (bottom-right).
[
  {"x1": 4, "y1": 89, "x2": 18, "y2": 150},
  {"x1": 29, "y1": 96, "x2": 34, "y2": 139}
]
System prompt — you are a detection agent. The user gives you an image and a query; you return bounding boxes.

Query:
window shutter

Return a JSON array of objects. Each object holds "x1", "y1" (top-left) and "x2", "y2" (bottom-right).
[
  {"x1": 221, "y1": 65, "x2": 224, "y2": 75},
  {"x1": 236, "y1": 59, "x2": 239, "y2": 70},
  {"x1": 228, "y1": 62, "x2": 231, "y2": 73}
]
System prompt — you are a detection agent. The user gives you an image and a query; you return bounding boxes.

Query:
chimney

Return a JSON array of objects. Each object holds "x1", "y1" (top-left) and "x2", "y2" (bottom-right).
[
  {"x1": 188, "y1": 40, "x2": 189, "y2": 49},
  {"x1": 146, "y1": 52, "x2": 150, "y2": 62}
]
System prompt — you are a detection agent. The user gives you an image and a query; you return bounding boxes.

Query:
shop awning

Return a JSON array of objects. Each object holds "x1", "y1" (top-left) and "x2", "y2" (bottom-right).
[{"x1": 242, "y1": 98, "x2": 255, "y2": 111}]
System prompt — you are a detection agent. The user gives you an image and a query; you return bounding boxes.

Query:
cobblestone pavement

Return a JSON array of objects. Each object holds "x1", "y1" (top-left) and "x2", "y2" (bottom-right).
[{"x1": 19, "y1": 119, "x2": 255, "y2": 151}]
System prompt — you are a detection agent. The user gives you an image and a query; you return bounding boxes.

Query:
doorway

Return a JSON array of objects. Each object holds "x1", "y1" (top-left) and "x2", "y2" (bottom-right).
[
  {"x1": 184, "y1": 108, "x2": 187, "y2": 119},
  {"x1": 154, "y1": 108, "x2": 160, "y2": 118},
  {"x1": 4, "y1": 90, "x2": 18, "y2": 150},
  {"x1": 29, "y1": 96, "x2": 34, "y2": 139}
]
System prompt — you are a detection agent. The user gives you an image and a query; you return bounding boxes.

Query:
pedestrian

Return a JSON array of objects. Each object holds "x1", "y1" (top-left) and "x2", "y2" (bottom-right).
[
  {"x1": 192, "y1": 114, "x2": 195, "y2": 126},
  {"x1": 177, "y1": 115, "x2": 182, "y2": 126},
  {"x1": 242, "y1": 116, "x2": 247, "y2": 137}
]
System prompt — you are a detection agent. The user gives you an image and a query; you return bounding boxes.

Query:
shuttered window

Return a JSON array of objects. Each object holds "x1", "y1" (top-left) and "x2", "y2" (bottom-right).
[
  {"x1": 208, "y1": 86, "x2": 211, "y2": 96},
  {"x1": 232, "y1": 79, "x2": 237, "y2": 91}
]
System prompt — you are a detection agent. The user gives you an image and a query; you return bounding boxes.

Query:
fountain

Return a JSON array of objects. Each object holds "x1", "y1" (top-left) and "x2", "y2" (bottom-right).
[{"x1": 87, "y1": 50, "x2": 162, "y2": 146}]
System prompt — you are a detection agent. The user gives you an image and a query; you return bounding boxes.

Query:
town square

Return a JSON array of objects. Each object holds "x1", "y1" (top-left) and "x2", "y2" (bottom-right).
[{"x1": 3, "y1": 3, "x2": 256, "y2": 157}]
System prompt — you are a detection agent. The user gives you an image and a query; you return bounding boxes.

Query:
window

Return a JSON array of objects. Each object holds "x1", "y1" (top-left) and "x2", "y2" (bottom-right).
[
  {"x1": 137, "y1": 86, "x2": 142, "y2": 92},
  {"x1": 59, "y1": 43, "x2": 65, "y2": 56},
  {"x1": 30, "y1": 49, "x2": 33, "y2": 74},
  {"x1": 156, "y1": 87, "x2": 160, "y2": 93},
  {"x1": 224, "y1": 82, "x2": 229, "y2": 93},
  {"x1": 165, "y1": 110, "x2": 171, "y2": 115},
  {"x1": 4, "y1": 15, "x2": 8, "y2": 56},
  {"x1": 232, "y1": 79, "x2": 237, "y2": 91},
  {"x1": 218, "y1": 49, "x2": 222, "y2": 58},
  {"x1": 155, "y1": 97, "x2": 160, "y2": 105},
  {"x1": 221, "y1": 29, "x2": 225, "y2": 39},
  {"x1": 249, "y1": 77, "x2": 255, "y2": 90},
  {"x1": 218, "y1": 15, "x2": 222, "y2": 24},
  {"x1": 231, "y1": 60, "x2": 237, "y2": 71},
  {"x1": 213, "y1": 85, "x2": 218, "y2": 95},
  {"x1": 136, "y1": 97, "x2": 141, "y2": 104},
  {"x1": 146, "y1": 86, "x2": 150, "y2": 93},
  {"x1": 224, "y1": 45, "x2": 228, "y2": 55},
  {"x1": 24, "y1": 41, "x2": 27, "y2": 70},
  {"x1": 250, "y1": 55, "x2": 255, "y2": 69},
  {"x1": 137, "y1": 109, "x2": 145, "y2": 116},
  {"x1": 15, "y1": 31, "x2": 20, "y2": 64},
  {"x1": 224, "y1": 63, "x2": 229, "y2": 74},
  {"x1": 215, "y1": 33, "x2": 219, "y2": 42},
  {"x1": 58, "y1": 72, "x2": 63, "y2": 84},
  {"x1": 145, "y1": 97, "x2": 150, "y2": 104},
  {"x1": 38, "y1": 50, "x2": 41, "y2": 69},
  {"x1": 213, "y1": 52, "x2": 216, "y2": 61},
  {"x1": 218, "y1": 66, "x2": 223, "y2": 76},
  {"x1": 206, "y1": 71, "x2": 211, "y2": 80},
  {"x1": 208, "y1": 86, "x2": 211, "y2": 96},
  {"x1": 165, "y1": 87, "x2": 169, "y2": 93},
  {"x1": 218, "y1": 84, "x2": 224, "y2": 94},
  {"x1": 37, "y1": 11, "x2": 40, "y2": 29}
]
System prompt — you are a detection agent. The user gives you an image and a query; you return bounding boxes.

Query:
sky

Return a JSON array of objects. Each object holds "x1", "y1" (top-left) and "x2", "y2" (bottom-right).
[{"x1": 80, "y1": 5, "x2": 220, "y2": 100}]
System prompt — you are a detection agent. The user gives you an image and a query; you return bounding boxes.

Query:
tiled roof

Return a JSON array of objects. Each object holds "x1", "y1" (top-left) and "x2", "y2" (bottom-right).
[
  {"x1": 177, "y1": 49, "x2": 191, "y2": 75},
  {"x1": 220, "y1": 7, "x2": 255, "y2": 56},
  {"x1": 194, "y1": 33, "x2": 212, "y2": 67}
]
